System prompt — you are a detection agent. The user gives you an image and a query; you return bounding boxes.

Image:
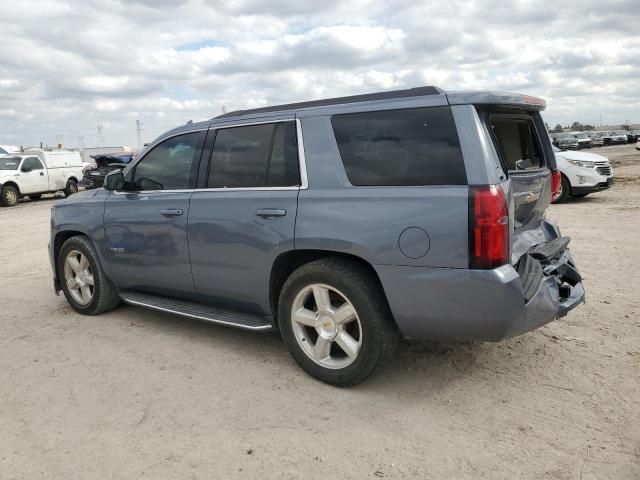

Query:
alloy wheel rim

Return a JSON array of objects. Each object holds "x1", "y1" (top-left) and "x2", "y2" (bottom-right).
[
  {"x1": 6, "y1": 189, "x2": 17, "y2": 204},
  {"x1": 290, "y1": 283, "x2": 362, "y2": 369},
  {"x1": 63, "y1": 249, "x2": 94, "y2": 305}
]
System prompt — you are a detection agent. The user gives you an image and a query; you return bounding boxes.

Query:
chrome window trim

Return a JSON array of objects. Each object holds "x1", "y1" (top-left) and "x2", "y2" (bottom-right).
[
  {"x1": 193, "y1": 186, "x2": 300, "y2": 193},
  {"x1": 113, "y1": 118, "x2": 311, "y2": 194},
  {"x1": 112, "y1": 189, "x2": 195, "y2": 195},
  {"x1": 114, "y1": 186, "x2": 301, "y2": 194},
  {"x1": 296, "y1": 118, "x2": 309, "y2": 189}
]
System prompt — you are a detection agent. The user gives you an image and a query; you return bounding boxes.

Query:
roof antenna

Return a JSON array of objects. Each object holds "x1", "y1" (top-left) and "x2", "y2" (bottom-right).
[{"x1": 186, "y1": 119, "x2": 193, "y2": 125}]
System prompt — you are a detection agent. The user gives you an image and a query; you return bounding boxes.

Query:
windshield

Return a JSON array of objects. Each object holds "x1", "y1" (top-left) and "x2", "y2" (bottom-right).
[
  {"x1": 613, "y1": 130, "x2": 626, "y2": 136},
  {"x1": 0, "y1": 157, "x2": 21, "y2": 170},
  {"x1": 575, "y1": 133, "x2": 589, "y2": 139},
  {"x1": 557, "y1": 133, "x2": 573, "y2": 139}
]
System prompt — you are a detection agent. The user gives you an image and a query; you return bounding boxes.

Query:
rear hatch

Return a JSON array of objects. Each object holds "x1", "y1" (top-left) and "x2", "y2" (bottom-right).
[{"x1": 478, "y1": 107, "x2": 583, "y2": 311}]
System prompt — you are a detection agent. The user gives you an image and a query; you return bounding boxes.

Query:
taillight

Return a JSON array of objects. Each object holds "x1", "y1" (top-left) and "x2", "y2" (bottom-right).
[
  {"x1": 469, "y1": 185, "x2": 509, "y2": 269},
  {"x1": 551, "y1": 170, "x2": 561, "y2": 198}
]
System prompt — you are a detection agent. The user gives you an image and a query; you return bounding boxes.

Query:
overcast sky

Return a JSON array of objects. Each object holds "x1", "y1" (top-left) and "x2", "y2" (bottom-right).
[{"x1": 1, "y1": 0, "x2": 639, "y2": 149}]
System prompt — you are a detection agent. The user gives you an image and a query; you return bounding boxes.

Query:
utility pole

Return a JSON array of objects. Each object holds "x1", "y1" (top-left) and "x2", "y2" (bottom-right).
[
  {"x1": 136, "y1": 119, "x2": 143, "y2": 150},
  {"x1": 78, "y1": 136, "x2": 85, "y2": 151},
  {"x1": 222, "y1": 104, "x2": 227, "y2": 114},
  {"x1": 97, "y1": 124, "x2": 104, "y2": 147}
]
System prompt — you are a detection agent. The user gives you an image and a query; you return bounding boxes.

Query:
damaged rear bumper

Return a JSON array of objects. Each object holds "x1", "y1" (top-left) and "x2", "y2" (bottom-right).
[{"x1": 375, "y1": 237, "x2": 585, "y2": 342}]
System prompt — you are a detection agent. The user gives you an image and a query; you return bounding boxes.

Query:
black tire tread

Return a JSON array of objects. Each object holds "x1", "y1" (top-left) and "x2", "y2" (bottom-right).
[
  {"x1": 553, "y1": 174, "x2": 571, "y2": 204},
  {"x1": 1, "y1": 185, "x2": 19, "y2": 207},
  {"x1": 64, "y1": 179, "x2": 78, "y2": 197}
]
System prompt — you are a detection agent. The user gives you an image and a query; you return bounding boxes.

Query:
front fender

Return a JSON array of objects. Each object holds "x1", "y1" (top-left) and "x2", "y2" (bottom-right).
[{"x1": 50, "y1": 190, "x2": 109, "y2": 285}]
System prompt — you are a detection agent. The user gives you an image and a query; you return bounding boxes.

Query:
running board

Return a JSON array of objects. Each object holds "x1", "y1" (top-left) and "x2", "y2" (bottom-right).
[{"x1": 119, "y1": 291, "x2": 273, "y2": 331}]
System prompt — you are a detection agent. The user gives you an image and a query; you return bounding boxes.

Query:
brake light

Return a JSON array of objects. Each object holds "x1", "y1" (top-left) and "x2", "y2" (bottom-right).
[
  {"x1": 469, "y1": 185, "x2": 509, "y2": 269},
  {"x1": 551, "y1": 170, "x2": 561, "y2": 198}
]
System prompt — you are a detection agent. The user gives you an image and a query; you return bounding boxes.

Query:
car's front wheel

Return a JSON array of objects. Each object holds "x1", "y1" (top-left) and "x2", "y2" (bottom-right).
[
  {"x1": 278, "y1": 258, "x2": 398, "y2": 386},
  {"x1": 58, "y1": 236, "x2": 120, "y2": 315},
  {"x1": 1, "y1": 185, "x2": 19, "y2": 207}
]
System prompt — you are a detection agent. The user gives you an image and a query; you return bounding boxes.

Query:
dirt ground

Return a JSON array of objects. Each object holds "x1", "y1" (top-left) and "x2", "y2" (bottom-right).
[{"x1": 1, "y1": 144, "x2": 638, "y2": 479}]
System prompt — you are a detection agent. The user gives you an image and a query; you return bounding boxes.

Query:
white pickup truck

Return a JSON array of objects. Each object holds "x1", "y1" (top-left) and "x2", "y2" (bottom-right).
[{"x1": 0, "y1": 150, "x2": 83, "y2": 207}]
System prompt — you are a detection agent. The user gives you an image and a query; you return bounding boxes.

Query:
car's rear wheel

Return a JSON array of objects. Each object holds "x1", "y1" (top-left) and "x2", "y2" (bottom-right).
[
  {"x1": 278, "y1": 258, "x2": 398, "y2": 386},
  {"x1": 552, "y1": 174, "x2": 571, "y2": 204},
  {"x1": 58, "y1": 236, "x2": 120, "y2": 315},
  {"x1": 1, "y1": 185, "x2": 19, "y2": 207},
  {"x1": 64, "y1": 179, "x2": 78, "y2": 197}
]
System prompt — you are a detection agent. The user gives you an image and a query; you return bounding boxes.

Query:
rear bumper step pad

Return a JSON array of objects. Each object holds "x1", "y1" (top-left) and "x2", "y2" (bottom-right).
[
  {"x1": 528, "y1": 236, "x2": 570, "y2": 261},
  {"x1": 517, "y1": 254, "x2": 544, "y2": 302}
]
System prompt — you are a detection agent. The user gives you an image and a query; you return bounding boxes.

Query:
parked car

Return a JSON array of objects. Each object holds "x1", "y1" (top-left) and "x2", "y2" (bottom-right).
[
  {"x1": 0, "y1": 150, "x2": 82, "y2": 207},
  {"x1": 49, "y1": 87, "x2": 585, "y2": 386},
  {"x1": 81, "y1": 153, "x2": 134, "y2": 189},
  {"x1": 553, "y1": 132, "x2": 579, "y2": 150},
  {"x1": 609, "y1": 130, "x2": 628, "y2": 145},
  {"x1": 551, "y1": 146, "x2": 613, "y2": 203},
  {"x1": 79, "y1": 146, "x2": 132, "y2": 164},
  {"x1": 627, "y1": 130, "x2": 640, "y2": 144},
  {"x1": 588, "y1": 131, "x2": 612, "y2": 147},
  {"x1": 636, "y1": 138, "x2": 640, "y2": 150},
  {"x1": 570, "y1": 132, "x2": 592, "y2": 149}
]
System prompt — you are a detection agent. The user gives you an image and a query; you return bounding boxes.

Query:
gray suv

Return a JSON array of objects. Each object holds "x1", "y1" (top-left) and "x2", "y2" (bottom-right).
[{"x1": 49, "y1": 87, "x2": 585, "y2": 386}]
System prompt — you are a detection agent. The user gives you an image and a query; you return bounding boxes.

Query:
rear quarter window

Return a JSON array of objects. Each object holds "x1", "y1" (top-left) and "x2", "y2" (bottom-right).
[
  {"x1": 331, "y1": 106, "x2": 467, "y2": 186},
  {"x1": 487, "y1": 114, "x2": 546, "y2": 172}
]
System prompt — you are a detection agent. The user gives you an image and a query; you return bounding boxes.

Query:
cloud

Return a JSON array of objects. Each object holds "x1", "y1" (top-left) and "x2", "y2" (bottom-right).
[{"x1": 0, "y1": 0, "x2": 638, "y2": 148}]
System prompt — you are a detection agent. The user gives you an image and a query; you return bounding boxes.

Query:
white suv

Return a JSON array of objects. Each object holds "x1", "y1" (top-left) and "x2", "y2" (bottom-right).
[{"x1": 552, "y1": 146, "x2": 613, "y2": 203}]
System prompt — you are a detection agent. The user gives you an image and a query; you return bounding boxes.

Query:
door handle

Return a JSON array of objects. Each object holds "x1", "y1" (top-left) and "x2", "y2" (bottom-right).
[
  {"x1": 160, "y1": 208, "x2": 184, "y2": 217},
  {"x1": 255, "y1": 208, "x2": 286, "y2": 218},
  {"x1": 39, "y1": 172, "x2": 44, "y2": 176}
]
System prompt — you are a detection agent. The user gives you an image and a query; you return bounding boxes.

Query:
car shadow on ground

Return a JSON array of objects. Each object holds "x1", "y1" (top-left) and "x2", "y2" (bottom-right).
[{"x1": 99, "y1": 303, "x2": 515, "y2": 394}]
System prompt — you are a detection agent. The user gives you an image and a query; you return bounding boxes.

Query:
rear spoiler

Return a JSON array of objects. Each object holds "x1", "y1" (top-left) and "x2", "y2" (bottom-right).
[{"x1": 446, "y1": 91, "x2": 546, "y2": 111}]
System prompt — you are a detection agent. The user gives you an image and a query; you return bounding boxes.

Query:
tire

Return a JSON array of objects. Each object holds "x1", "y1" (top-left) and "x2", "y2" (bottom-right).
[
  {"x1": 58, "y1": 235, "x2": 120, "y2": 315},
  {"x1": 552, "y1": 174, "x2": 571, "y2": 204},
  {"x1": 278, "y1": 258, "x2": 398, "y2": 387},
  {"x1": 64, "y1": 179, "x2": 78, "y2": 197},
  {"x1": 28, "y1": 194, "x2": 42, "y2": 200},
  {"x1": 0, "y1": 185, "x2": 19, "y2": 207}
]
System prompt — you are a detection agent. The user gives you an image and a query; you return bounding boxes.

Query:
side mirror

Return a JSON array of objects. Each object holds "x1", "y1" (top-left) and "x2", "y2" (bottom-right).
[
  {"x1": 21, "y1": 166, "x2": 32, "y2": 173},
  {"x1": 104, "y1": 171, "x2": 125, "y2": 190}
]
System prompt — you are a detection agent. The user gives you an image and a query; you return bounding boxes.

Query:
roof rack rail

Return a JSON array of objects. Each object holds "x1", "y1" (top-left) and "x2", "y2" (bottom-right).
[{"x1": 213, "y1": 86, "x2": 442, "y2": 120}]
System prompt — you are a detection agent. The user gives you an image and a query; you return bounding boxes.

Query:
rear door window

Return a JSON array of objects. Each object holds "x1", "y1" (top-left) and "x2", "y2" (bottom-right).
[
  {"x1": 331, "y1": 106, "x2": 466, "y2": 186},
  {"x1": 208, "y1": 121, "x2": 300, "y2": 188},
  {"x1": 489, "y1": 116, "x2": 544, "y2": 172}
]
